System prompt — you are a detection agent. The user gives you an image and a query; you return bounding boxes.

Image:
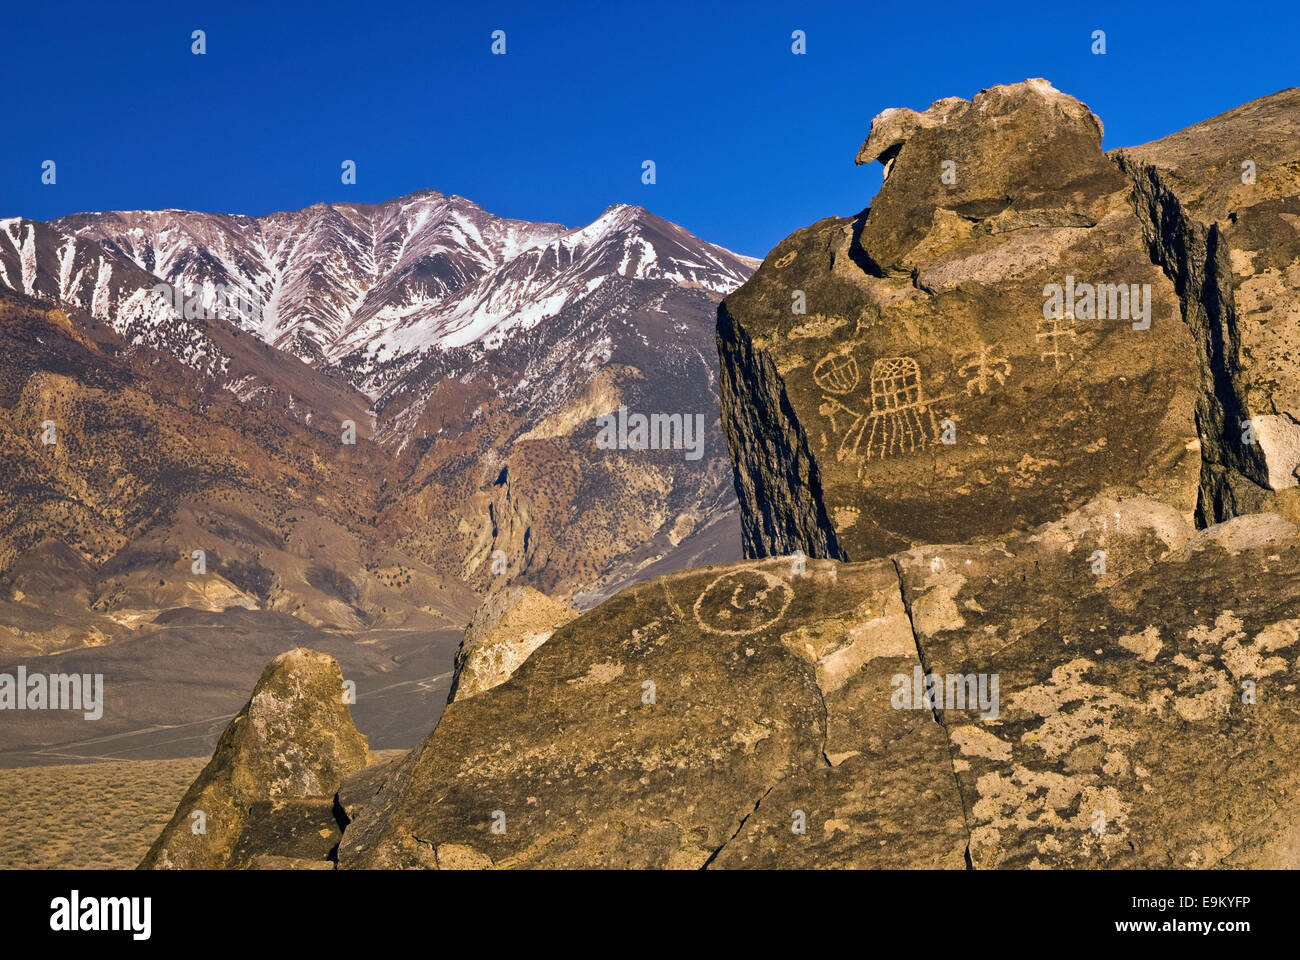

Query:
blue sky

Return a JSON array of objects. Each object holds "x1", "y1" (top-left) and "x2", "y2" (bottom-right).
[{"x1": 2, "y1": 0, "x2": 1295, "y2": 258}]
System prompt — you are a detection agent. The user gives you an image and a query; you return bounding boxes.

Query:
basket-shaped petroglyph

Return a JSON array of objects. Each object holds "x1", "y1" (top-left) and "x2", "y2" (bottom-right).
[
  {"x1": 813, "y1": 353, "x2": 860, "y2": 395},
  {"x1": 861, "y1": 357, "x2": 939, "y2": 459},
  {"x1": 868, "y1": 357, "x2": 923, "y2": 414}
]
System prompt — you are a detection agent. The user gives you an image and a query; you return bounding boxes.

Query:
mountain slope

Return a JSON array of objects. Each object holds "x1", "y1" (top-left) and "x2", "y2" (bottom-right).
[{"x1": 0, "y1": 192, "x2": 757, "y2": 622}]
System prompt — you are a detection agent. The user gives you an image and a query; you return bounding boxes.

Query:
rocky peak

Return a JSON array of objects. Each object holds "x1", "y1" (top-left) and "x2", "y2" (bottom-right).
[{"x1": 857, "y1": 79, "x2": 1103, "y2": 170}]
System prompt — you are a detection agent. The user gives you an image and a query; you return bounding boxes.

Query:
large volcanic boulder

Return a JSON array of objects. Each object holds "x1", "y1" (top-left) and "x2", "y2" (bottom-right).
[
  {"x1": 140, "y1": 648, "x2": 371, "y2": 869},
  {"x1": 1113, "y1": 88, "x2": 1300, "y2": 523},
  {"x1": 717, "y1": 79, "x2": 1203, "y2": 561},
  {"x1": 330, "y1": 497, "x2": 1300, "y2": 869},
  {"x1": 338, "y1": 556, "x2": 968, "y2": 869}
]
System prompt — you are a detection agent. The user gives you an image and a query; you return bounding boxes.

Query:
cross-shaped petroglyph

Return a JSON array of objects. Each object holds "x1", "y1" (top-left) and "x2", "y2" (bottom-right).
[{"x1": 1036, "y1": 314, "x2": 1078, "y2": 370}]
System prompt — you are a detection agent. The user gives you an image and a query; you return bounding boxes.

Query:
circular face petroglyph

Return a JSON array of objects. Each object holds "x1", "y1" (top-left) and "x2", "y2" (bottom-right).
[{"x1": 693, "y1": 570, "x2": 794, "y2": 636}]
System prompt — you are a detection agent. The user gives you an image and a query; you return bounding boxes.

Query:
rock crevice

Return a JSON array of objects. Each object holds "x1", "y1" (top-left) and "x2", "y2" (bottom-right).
[
  {"x1": 1112, "y1": 132, "x2": 1296, "y2": 523},
  {"x1": 718, "y1": 78, "x2": 1202, "y2": 562},
  {"x1": 716, "y1": 301, "x2": 845, "y2": 560},
  {"x1": 891, "y1": 553, "x2": 978, "y2": 865}
]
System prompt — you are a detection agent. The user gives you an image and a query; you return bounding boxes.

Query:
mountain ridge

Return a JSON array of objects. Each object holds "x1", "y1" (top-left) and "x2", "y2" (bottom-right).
[
  {"x1": 29, "y1": 192, "x2": 756, "y2": 404},
  {"x1": 0, "y1": 189, "x2": 755, "y2": 664}
]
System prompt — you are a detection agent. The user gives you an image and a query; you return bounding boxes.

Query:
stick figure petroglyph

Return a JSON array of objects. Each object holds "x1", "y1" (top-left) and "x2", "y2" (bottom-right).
[
  {"x1": 1036, "y1": 314, "x2": 1078, "y2": 370},
  {"x1": 958, "y1": 344, "x2": 1012, "y2": 395},
  {"x1": 864, "y1": 357, "x2": 946, "y2": 458}
]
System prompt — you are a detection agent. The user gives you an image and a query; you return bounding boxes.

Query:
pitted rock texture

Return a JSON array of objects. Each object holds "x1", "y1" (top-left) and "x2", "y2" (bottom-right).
[
  {"x1": 171, "y1": 500, "x2": 1300, "y2": 868},
  {"x1": 337, "y1": 752, "x2": 406, "y2": 823},
  {"x1": 1113, "y1": 88, "x2": 1300, "y2": 525},
  {"x1": 719, "y1": 78, "x2": 1210, "y2": 561},
  {"x1": 140, "y1": 648, "x2": 370, "y2": 869},
  {"x1": 900, "y1": 508, "x2": 1300, "y2": 868},
  {"x1": 330, "y1": 498, "x2": 1300, "y2": 869},
  {"x1": 336, "y1": 557, "x2": 961, "y2": 869},
  {"x1": 226, "y1": 799, "x2": 343, "y2": 869},
  {"x1": 447, "y1": 586, "x2": 578, "y2": 702}
]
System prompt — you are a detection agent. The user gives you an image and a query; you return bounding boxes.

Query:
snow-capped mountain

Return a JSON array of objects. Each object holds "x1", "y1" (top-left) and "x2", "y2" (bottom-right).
[
  {"x1": 1, "y1": 191, "x2": 757, "y2": 605},
  {"x1": 329, "y1": 202, "x2": 757, "y2": 390},
  {"x1": 37, "y1": 191, "x2": 756, "y2": 397},
  {"x1": 0, "y1": 214, "x2": 256, "y2": 383},
  {"x1": 0, "y1": 214, "x2": 375, "y2": 430}
]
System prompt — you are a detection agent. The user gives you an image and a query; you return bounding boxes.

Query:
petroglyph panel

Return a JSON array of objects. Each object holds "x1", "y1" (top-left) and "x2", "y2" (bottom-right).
[{"x1": 815, "y1": 353, "x2": 950, "y2": 463}]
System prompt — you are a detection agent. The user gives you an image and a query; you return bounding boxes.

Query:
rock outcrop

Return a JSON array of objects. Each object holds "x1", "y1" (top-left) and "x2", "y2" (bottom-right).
[
  {"x1": 718, "y1": 79, "x2": 1212, "y2": 561},
  {"x1": 328, "y1": 496, "x2": 1300, "y2": 868},
  {"x1": 447, "y1": 586, "x2": 578, "y2": 702},
  {"x1": 338, "y1": 555, "x2": 968, "y2": 869},
  {"x1": 900, "y1": 507, "x2": 1300, "y2": 868},
  {"x1": 139, "y1": 648, "x2": 371, "y2": 869}
]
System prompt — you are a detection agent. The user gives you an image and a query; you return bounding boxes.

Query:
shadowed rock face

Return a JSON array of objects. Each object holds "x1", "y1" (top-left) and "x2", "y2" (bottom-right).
[
  {"x1": 1113, "y1": 89, "x2": 1300, "y2": 524},
  {"x1": 139, "y1": 648, "x2": 370, "y2": 869},
  {"x1": 719, "y1": 79, "x2": 1206, "y2": 562}
]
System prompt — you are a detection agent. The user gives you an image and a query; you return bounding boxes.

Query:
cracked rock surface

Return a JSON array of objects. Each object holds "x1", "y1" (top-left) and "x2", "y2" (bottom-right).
[
  {"x1": 897, "y1": 500, "x2": 1300, "y2": 868},
  {"x1": 1113, "y1": 89, "x2": 1300, "y2": 524},
  {"x1": 336, "y1": 498, "x2": 1300, "y2": 868},
  {"x1": 338, "y1": 557, "x2": 953, "y2": 868},
  {"x1": 167, "y1": 497, "x2": 1300, "y2": 868}
]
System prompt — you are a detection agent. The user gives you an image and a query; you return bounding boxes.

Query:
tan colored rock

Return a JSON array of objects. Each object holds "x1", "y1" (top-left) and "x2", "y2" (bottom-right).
[
  {"x1": 338, "y1": 558, "x2": 965, "y2": 869},
  {"x1": 895, "y1": 501, "x2": 1300, "y2": 868},
  {"x1": 140, "y1": 648, "x2": 371, "y2": 869},
  {"x1": 1113, "y1": 88, "x2": 1300, "y2": 522},
  {"x1": 137, "y1": 84, "x2": 1300, "y2": 873},
  {"x1": 446, "y1": 586, "x2": 577, "y2": 702},
  {"x1": 243, "y1": 854, "x2": 336, "y2": 870},
  {"x1": 332, "y1": 493, "x2": 1300, "y2": 869}
]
